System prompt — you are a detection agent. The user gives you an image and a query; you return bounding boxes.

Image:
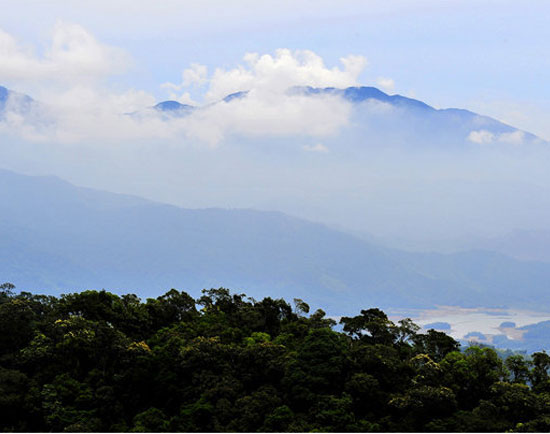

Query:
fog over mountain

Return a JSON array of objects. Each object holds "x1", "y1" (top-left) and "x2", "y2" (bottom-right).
[
  {"x1": 1, "y1": 82, "x2": 549, "y2": 258},
  {"x1": 4, "y1": 7, "x2": 550, "y2": 430}
]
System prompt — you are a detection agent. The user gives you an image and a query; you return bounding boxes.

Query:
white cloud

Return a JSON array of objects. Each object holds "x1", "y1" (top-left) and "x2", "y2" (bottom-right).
[
  {"x1": 303, "y1": 143, "x2": 329, "y2": 153},
  {"x1": 468, "y1": 129, "x2": 495, "y2": 144},
  {"x1": 356, "y1": 98, "x2": 395, "y2": 114},
  {"x1": 468, "y1": 129, "x2": 526, "y2": 146},
  {"x1": 3, "y1": 82, "x2": 352, "y2": 146},
  {"x1": 0, "y1": 22, "x2": 139, "y2": 143},
  {"x1": 161, "y1": 63, "x2": 208, "y2": 91},
  {"x1": 467, "y1": 99, "x2": 550, "y2": 142},
  {"x1": 0, "y1": 23, "x2": 364, "y2": 146},
  {"x1": 156, "y1": 90, "x2": 198, "y2": 105},
  {"x1": 176, "y1": 92, "x2": 198, "y2": 105},
  {"x1": 0, "y1": 21, "x2": 128, "y2": 85},
  {"x1": 22, "y1": 67, "x2": 352, "y2": 145},
  {"x1": 153, "y1": 49, "x2": 363, "y2": 145},
  {"x1": 1, "y1": 38, "x2": 359, "y2": 145},
  {"x1": 376, "y1": 77, "x2": 395, "y2": 93},
  {"x1": 164, "y1": 49, "x2": 368, "y2": 103},
  {"x1": 499, "y1": 130, "x2": 525, "y2": 146},
  {"x1": 181, "y1": 90, "x2": 351, "y2": 147}
]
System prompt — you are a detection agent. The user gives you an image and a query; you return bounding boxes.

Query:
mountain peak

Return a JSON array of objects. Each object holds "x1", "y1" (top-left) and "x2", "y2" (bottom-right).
[
  {"x1": 153, "y1": 100, "x2": 194, "y2": 112},
  {"x1": 0, "y1": 85, "x2": 8, "y2": 101},
  {"x1": 0, "y1": 85, "x2": 35, "y2": 115},
  {"x1": 1, "y1": 84, "x2": 545, "y2": 145},
  {"x1": 223, "y1": 91, "x2": 249, "y2": 102},
  {"x1": 290, "y1": 85, "x2": 435, "y2": 111}
]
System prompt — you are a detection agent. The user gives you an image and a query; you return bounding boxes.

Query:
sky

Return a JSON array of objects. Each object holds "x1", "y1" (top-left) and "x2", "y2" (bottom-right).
[
  {"x1": 1, "y1": 0, "x2": 550, "y2": 139},
  {"x1": 2, "y1": 0, "x2": 550, "y2": 249}
]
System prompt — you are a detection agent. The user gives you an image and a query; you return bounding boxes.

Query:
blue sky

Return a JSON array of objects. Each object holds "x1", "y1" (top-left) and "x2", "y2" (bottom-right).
[{"x1": 1, "y1": 0, "x2": 550, "y2": 139}]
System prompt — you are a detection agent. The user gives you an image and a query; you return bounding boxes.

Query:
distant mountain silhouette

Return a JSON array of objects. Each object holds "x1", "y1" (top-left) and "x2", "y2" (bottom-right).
[
  {"x1": 1, "y1": 84, "x2": 544, "y2": 145},
  {"x1": 293, "y1": 85, "x2": 433, "y2": 110},
  {"x1": 472, "y1": 229, "x2": 550, "y2": 263},
  {"x1": 153, "y1": 100, "x2": 195, "y2": 114},
  {"x1": 0, "y1": 85, "x2": 8, "y2": 105},
  {"x1": 0, "y1": 85, "x2": 35, "y2": 118},
  {"x1": 291, "y1": 86, "x2": 541, "y2": 145},
  {"x1": 2, "y1": 168, "x2": 550, "y2": 314},
  {"x1": 152, "y1": 85, "x2": 543, "y2": 145}
]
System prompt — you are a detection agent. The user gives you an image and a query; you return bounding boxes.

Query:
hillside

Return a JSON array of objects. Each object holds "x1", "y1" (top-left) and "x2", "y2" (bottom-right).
[{"x1": 2, "y1": 169, "x2": 550, "y2": 313}]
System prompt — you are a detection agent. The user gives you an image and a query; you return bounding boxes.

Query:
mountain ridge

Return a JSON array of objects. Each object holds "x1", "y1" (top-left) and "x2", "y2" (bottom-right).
[
  {"x1": 0, "y1": 84, "x2": 544, "y2": 144},
  {"x1": 2, "y1": 168, "x2": 550, "y2": 314}
]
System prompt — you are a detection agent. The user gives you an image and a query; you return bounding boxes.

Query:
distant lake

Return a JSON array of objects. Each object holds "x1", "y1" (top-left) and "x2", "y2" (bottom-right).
[{"x1": 388, "y1": 306, "x2": 550, "y2": 345}]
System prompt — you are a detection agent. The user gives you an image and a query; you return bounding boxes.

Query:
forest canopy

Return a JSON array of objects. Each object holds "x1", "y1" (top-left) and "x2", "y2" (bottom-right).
[{"x1": 1, "y1": 282, "x2": 550, "y2": 432}]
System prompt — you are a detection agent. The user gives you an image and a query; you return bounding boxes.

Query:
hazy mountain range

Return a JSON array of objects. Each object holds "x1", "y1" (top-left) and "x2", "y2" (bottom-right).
[
  {"x1": 154, "y1": 85, "x2": 539, "y2": 141},
  {"x1": 1, "y1": 83, "x2": 543, "y2": 146},
  {"x1": 2, "y1": 83, "x2": 550, "y2": 316},
  {"x1": 2, "y1": 168, "x2": 550, "y2": 315}
]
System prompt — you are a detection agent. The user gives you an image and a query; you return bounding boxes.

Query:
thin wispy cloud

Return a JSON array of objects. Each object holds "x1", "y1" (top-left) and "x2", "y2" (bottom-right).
[{"x1": 303, "y1": 143, "x2": 329, "y2": 153}]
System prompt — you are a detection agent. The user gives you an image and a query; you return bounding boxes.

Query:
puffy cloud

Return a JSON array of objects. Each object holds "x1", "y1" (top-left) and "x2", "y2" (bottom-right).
[
  {"x1": 175, "y1": 92, "x2": 198, "y2": 105},
  {"x1": 1, "y1": 38, "x2": 359, "y2": 145},
  {"x1": 163, "y1": 49, "x2": 368, "y2": 103},
  {"x1": 468, "y1": 129, "x2": 495, "y2": 144},
  {"x1": 5, "y1": 76, "x2": 352, "y2": 146},
  {"x1": 0, "y1": 21, "x2": 128, "y2": 85},
  {"x1": 180, "y1": 90, "x2": 351, "y2": 146},
  {"x1": 376, "y1": 77, "x2": 395, "y2": 93},
  {"x1": 468, "y1": 129, "x2": 526, "y2": 146},
  {"x1": 161, "y1": 63, "x2": 208, "y2": 91},
  {"x1": 499, "y1": 130, "x2": 525, "y2": 146},
  {"x1": 155, "y1": 49, "x2": 364, "y2": 145},
  {"x1": 2, "y1": 83, "x2": 351, "y2": 146},
  {"x1": 0, "y1": 21, "x2": 136, "y2": 142},
  {"x1": 1, "y1": 25, "x2": 362, "y2": 146}
]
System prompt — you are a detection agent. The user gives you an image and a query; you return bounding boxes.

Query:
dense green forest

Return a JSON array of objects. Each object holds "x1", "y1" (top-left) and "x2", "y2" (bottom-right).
[{"x1": 1, "y1": 283, "x2": 550, "y2": 432}]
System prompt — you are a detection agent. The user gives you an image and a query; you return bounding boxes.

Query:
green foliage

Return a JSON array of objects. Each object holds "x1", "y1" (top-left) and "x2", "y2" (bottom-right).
[{"x1": 0, "y1": 282, "x2": 549, "y2": 432}]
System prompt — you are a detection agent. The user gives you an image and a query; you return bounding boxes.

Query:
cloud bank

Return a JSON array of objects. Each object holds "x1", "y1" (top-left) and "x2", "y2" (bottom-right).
[{"x1": 1, "y1": 25, "x2": 364, "y2": 145}]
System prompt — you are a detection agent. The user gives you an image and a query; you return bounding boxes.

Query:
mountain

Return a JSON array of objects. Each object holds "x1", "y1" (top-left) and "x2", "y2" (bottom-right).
[
  {"x1": 294, "y1": 85, "x2": 434, "y2": 110},
  {"x1": 2, "y1": 168, "x2": 550, "y2": 314},
  {"x1": 1, "y1": 85, "x2": 549, "y2": 285},
  {"x1": 143, "y1": 85, "x2": 544, "y2": 149},
  {"x1": 292, "y1": 86, "x2": 542, "y2": 147},
  {"x1": 2, "y1": 84, "x2": 543, "y2": 147},
  {"x1": 152, "y1": 100, "x2": 195, "y2": 117},
  {"x1": 372, "y1": 229, "x2": 550, "y2": 265},
  {"x1": 150, "y1": 85, "x2": 542, "y2": 145},
  {"x1": 0, "y1": 86, "x2": 7, "y2": 107},
  {"x1": 471, "y1": 229, "x2": 550, "y2": 263},
  {"x1": 0, "y1": 85, "x2": 35, "y2": 118}
]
